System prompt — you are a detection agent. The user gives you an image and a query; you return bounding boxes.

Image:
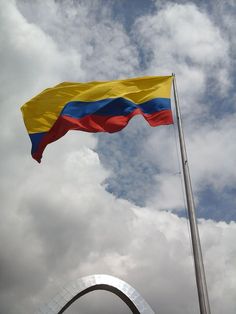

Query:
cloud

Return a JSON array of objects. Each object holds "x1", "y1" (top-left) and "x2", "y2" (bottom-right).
[
  {"x1": 0, "y1": 1, "x2": 235, "y2": 314},
  {"x1": 142, "y1": 112, "x2": 236, "y2": 212},
  {"x1": 17, "y1": 0, "x2": 139, "y2": 82},
  {"x1": 0, "y1": 0, "x2": 83, "y2": 99},
  {"x1": 135, "y1": 2, "x2": 231, "y2": 105},
  {"x1": 128, "y1": 2, "x2": 236, "y2": 214}
]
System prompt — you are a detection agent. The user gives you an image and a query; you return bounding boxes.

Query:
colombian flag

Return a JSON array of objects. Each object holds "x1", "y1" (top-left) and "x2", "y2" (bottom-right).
[{"x1": 21, "y1": 76, "x2": 173, "y2": 162}]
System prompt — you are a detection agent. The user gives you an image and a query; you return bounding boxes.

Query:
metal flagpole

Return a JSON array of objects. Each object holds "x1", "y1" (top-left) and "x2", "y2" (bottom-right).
[{"x1": 172, "y1": 74, "x2": 211, "y2": 314}]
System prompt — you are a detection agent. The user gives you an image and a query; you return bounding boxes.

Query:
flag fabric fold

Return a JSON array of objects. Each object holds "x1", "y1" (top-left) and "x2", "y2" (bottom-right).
[{"x1": 21, "y1": 76, "x2": 173, "y2": 162}]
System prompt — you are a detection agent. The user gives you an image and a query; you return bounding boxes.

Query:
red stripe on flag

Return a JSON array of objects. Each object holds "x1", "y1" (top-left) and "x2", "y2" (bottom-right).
[{"x1": 32, "y1": 109, "x2": 173, "y2": 162}]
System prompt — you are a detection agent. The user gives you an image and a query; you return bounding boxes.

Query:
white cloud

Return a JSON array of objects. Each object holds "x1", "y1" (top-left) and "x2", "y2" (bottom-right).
[
  {"x1": 142, "y1": 112, "x2": 236, "y2": 210},
  {"x1": 130, "y1": 2, "x2": 236, "y2": 210},
  {"x1": 187, "y1": 114, "x2": 236, "y2": 191},
  {"x1": 134, "y1": 2, "x2": 231, "y2": 112},
  {"x1": 0, "y1": 1, "x2": 235, "y2": 314},
  {"x1": 0, "y1": 0, "x2": 84, "y2": 101},
  {"x1": 17, "y1": 0, "x2": 139, "y2": 82}
]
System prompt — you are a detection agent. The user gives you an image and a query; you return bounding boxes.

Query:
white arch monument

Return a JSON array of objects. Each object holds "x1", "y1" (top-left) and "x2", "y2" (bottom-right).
[{"x1": 36, "y1": 274, "x2": 155, "y2": 314}]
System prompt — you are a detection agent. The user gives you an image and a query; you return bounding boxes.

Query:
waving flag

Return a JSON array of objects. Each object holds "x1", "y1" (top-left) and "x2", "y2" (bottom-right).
[{"x1": 21, "y1": 76, "x2": 173, "y2": 162}]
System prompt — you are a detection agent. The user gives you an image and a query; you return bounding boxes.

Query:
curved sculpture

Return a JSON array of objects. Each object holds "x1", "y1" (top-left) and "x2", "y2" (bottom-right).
[{"x1": 36, "y1": 274, "x2": 155, "y2": 314}]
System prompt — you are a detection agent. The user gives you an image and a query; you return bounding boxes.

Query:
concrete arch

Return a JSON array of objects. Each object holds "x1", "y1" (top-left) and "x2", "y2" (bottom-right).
[{"x1": 36, "y1": 274, "x2": 155, "y2": 314}]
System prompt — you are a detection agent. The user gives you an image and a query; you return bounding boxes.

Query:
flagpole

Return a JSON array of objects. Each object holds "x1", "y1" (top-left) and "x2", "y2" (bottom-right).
[{"x1": 172, "y1": 74, "x2": 211, "y2": 314}]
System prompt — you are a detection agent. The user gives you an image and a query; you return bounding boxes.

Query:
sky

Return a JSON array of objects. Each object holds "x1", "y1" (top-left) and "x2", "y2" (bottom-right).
[{"x1": 0, "y1": 0, "x2": 236, "y2": 313}]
